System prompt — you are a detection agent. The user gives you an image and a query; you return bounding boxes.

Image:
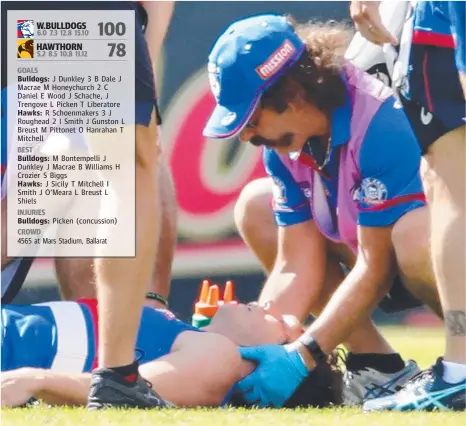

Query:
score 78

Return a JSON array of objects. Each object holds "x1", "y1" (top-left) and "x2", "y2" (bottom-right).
[{"x1": 107, "y1": 43, "x2": 126, "y2": 57}]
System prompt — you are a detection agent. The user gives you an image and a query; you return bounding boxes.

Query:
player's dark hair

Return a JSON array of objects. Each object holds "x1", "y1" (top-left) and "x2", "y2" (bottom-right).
[
  {"x1": 229, "y1": 350, "x2": 343, "y2": 408},
  {"x1": 261, "y1": 16, "x2": 353, "y2": 116},
  {"x1": 283, "y1": 351, "x2": 343, "y2": 408}
]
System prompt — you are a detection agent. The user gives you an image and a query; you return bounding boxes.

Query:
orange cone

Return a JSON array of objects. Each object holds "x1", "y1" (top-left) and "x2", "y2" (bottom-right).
[
  {"x1": 223, "y1": 280, "x2": 235, "y2": 304},
  {"x1": 194, "y1": 282, "x2": 220, "y2": 317},
  {"x1": 207, "y1": 285, "x2": 220, "y2": 306},
  {"x1": 199, "y1": 279, "x2": 210, "y2": 303}
]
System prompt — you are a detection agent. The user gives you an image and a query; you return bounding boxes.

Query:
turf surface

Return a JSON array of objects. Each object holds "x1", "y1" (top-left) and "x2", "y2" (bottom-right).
[{"x1": 3, "y1": 326, "x2": 462, "y2": 426}]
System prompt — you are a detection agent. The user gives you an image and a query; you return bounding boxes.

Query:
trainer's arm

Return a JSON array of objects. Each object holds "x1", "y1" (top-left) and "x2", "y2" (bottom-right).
[
  {"x1": 259, "y1": 221, "x2": 328, "y2": 321},
  {"x1": 293, "y1": 225, "x2": 395, "y2": 368},
  {"x1": 257, "y1": 149, "x2": 327, "y2": 321},
  {"x1": 292, "y1": 99, "x2": 425, "y2": 367}
]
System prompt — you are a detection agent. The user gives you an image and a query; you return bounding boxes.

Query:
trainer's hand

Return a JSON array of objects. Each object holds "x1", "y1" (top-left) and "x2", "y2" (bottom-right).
[
  {"x1": 236, "y1": 344, "x2": 309, "y2": 408},
  {"x1": 350, "y1": 1, "x2": 398, "y2": 46}
]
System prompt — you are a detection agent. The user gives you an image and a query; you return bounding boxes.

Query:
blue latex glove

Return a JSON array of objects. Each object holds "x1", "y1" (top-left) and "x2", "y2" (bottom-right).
[{"x1": 236, "y1": 344, "x2": 309, "y2": 408}]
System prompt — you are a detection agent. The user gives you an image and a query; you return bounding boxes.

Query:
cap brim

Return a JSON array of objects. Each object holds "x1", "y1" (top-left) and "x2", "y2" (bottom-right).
[{"x1": 203, "y1": 97, "x2": 260, "y2": 139}]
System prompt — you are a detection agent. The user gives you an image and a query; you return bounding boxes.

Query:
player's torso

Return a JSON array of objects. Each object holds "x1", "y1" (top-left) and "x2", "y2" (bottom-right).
[
  {"x1": 1, "y1": 301, "x2": 96, "y2": 372},
  {"x1": 1, "y1": 300, "x2": 200, "y2": 373}
]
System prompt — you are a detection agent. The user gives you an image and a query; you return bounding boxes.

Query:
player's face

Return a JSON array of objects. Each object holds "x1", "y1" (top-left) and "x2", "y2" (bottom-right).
[
  {"x1": 211, "y1": 301, "x2": 301, "y2": 346},
  {"x1": 238, "y1": 101, "x2": 330, "y2": 156}
]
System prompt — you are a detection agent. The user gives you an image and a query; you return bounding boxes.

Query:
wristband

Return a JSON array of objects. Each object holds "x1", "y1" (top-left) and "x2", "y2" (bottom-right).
[
  {"x1": 298, "y1": 335, "x2": 327, "y2": 366},
  {"x1": 145, "y1": 292, "x2": 169, "y2": 308}
]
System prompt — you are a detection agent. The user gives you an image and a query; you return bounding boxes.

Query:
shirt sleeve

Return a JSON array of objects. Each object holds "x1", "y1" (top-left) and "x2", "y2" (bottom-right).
[
  {"x1": 262, "y1": 148, "x2": 312, "y2": 227},
  {"x1": 357, "y1": 98, "x2": 426, "y2": 227},
  {"x1": 449, "y1": 1, "x2": 466, "y2": 73}
]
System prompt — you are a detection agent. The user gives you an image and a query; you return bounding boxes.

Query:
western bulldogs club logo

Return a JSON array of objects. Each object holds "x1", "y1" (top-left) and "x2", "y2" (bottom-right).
[
  {"x1": 272, "y1": 177, "x2": 287, "y2": 205},
  {"x1": 298, "y1": 181, "x2": 311, "y2": 199},
  {"x1": 17, "y1": 20, "x2": 34, "y2": 59},
  {"x1": 17, "y1": 20, "x2": 34, "y2": 38},
  {"x1": 355, "y1": 178, "x2": 388, "y2": 206}
]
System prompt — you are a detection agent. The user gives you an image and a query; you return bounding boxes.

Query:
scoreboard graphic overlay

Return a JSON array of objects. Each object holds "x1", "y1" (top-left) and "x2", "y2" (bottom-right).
[{"x1": 3, "y1": 3, "x2": 137, "y2": 259}]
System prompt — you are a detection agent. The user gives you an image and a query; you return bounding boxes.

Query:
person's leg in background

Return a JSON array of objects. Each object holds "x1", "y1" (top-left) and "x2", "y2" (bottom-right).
[
  {"x1": 364, "y1": 53, "x2": 466, "y2": 413},
  {"x1": 234, "y1": 177, "x2": 420, "y2": 405},
  {"x1": 55, "y1": 156, "x2": 178, "y2": 308},
  {"x1": 24, "y1": 1, "x2": 176, "y2": 311},
  {"x1": 87, "y1": 105, "x2": 165, "y2": 409},
  {"x1": 86, "y1": 2, "x2": 174, "y2": 409},
  {"x1": 423, "y1": 125, "x2": 466, "y2": 377},
  {"x1": 364, "y1": 125, "x2": 466, "y2": 412},
  {"x1": 432, "y1": 0, "x2": 466, "y2": 384},
  {"x1": 147, "y1": 152, "x2": 177, "y2": 307}
]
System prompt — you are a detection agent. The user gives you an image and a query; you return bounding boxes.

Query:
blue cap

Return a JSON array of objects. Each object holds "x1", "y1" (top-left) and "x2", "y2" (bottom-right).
[{"x1": 203, "y1": 14, "x2": 305, "y2": 139}]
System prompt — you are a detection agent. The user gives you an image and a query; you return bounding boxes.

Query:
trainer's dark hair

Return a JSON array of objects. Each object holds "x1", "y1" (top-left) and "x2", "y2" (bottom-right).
[
  {"x1": 229, "y1": 351, "x2": 343, "y2": 409},
  {"x1": 261, "y1": 16, "x2": 353, "y2": 116}
]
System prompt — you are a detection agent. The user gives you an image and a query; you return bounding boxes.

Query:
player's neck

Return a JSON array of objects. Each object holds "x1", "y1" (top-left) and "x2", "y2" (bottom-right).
[
  {"x1": 203, "y1": 322, "x2": 244, "y2": 346},
  {"x1": 203, "y1": 324, "x2": 259, "y2": 378}
]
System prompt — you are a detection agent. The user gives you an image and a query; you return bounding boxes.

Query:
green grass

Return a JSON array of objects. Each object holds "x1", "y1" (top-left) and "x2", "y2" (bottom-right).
[
  {"x1": 2, "y1": 407, "x2": 464, "y2": 426},
  {"x1": 3, "y1": 326, "x2": 462, "y2": 426}
]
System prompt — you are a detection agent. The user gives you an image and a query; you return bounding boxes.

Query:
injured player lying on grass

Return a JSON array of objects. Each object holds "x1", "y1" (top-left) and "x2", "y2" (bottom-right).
[{"x1": 1, "y1": 300, "x2": 343, "y2": 408}]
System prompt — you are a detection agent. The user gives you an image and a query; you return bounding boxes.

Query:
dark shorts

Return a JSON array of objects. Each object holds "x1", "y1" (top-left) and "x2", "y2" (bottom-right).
[
  {"x1": 77, "y1": 2, "x2": 161, "y2": 126},
  {"x1": 378, "y1": 275, "x2": 423, "y2": 314},
  {"x1": 400, "y1": 45, "x2": 465, "y2": 154},
  {"x1": 129, "y1": 2, "x2": 162, "y2": 126},
  {"x1": 340, "y1": 263, "x2": 422, "y2": 314}
]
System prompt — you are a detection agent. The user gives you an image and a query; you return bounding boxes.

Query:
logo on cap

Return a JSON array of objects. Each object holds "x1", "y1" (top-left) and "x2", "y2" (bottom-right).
[{"x1": 255, "y1": 40, "x2": 296, "y2": 80}]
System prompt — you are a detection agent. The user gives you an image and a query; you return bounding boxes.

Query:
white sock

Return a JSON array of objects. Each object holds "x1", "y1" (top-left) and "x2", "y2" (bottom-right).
[{"x1": 442, "y1": 360, "x2": 466, "y2": 384}]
